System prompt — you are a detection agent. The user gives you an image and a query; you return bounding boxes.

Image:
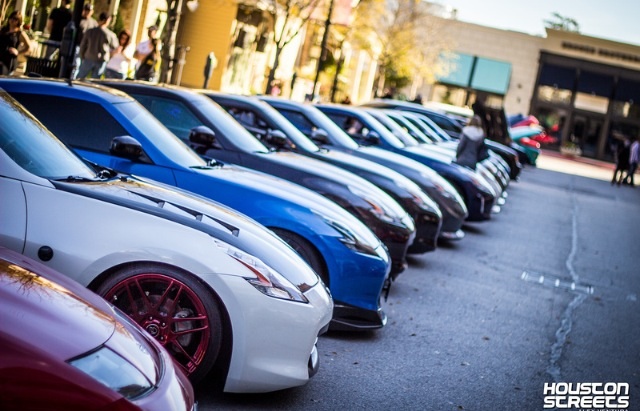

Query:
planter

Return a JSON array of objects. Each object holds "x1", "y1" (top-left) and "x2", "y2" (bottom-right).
[{"x1": 560, "y1": 146, "x2": 582, "y2": 158}]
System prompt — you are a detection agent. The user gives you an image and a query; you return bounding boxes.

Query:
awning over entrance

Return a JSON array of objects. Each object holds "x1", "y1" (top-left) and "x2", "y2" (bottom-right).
[{"x1": 437, "y1": 53, "x2": 512, "y2": 95}]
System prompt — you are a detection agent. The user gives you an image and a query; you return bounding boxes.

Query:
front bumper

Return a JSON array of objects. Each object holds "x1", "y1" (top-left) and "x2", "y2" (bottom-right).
[
  {"x1": 466, "y1": 190, "x2": 496, "y2": 221},
  {"x1": 330, "y1": 302, "x2": 388, "y2": 331},
  {"x1": 407, "y1": 210, "x2": 442, "y2": 254},
  {"x1": 212, "y1": 274, "x2": 333, "y2": 393}
]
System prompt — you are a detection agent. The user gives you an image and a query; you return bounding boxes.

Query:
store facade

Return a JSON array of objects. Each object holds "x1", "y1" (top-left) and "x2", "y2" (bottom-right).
[
  {"x1": 428, "y1": 19, "x2": 640, "y2": 161},
  {"x1": 531, "y1": 30, "x2": 640, "y2": 161}
]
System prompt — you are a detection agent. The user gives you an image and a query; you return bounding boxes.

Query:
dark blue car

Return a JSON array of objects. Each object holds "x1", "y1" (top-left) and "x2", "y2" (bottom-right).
[
  {"x1": 315, "y1": 104, "x2": 497, "y2": 221},
  {"x1": 0, "y1": 77, "x2": 393, "y2": 331},
  {"x1": 203, "y1": 93, "x2": 442, "y2": 256},
  {"x1": 260, "y1": 97, "x2": 468, "y2": 241}
]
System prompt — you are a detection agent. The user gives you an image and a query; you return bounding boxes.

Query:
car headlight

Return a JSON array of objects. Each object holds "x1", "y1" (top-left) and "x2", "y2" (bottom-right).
[
  {"x1": 408, "y1": 187, "x2": 441, "y2": 216},
  {"x1": 69, "y1": 346, "x2": 153, "y2": 400},
  {"x1": 322, "y1": 216, "x2": 380, "y2": 256},
  {"x1": 458, "y1": 166, "x2": 495, "y2": 195},
  {"x1": 347, "y1": 184, "x2": 406, "y2": 223},
  {"x1": 214, "y1": 240, "x2": 309, "y2": 303}
]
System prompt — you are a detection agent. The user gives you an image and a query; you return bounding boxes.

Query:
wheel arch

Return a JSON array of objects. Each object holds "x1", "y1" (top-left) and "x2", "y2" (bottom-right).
[{"x1": 88, "y1": 260, "x2": 234, "y2": 389}]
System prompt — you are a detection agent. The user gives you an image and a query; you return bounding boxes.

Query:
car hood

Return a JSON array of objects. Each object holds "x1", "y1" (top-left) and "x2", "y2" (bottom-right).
[
  {"x1": 53, "y1": 174, "x2": 322, "y2": 288},
  {"x1": 0, "y1": 249, "x2": 116, "y2": 361},
  {"x1": 315, "y1": 148, "x2": 411, "y2": 184},
  {"x1": 404, "y1": 145, "x2": 454, "y2": 164},
  {"x1": 262, "y1": 151, "x2": 409, "y2": 219}
]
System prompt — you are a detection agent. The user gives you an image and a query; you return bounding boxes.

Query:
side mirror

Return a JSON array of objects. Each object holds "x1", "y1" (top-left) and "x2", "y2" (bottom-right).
[
  {"x1": 110, "y1": 136, "x2": 144, "y2": 160},
  {"x1": 310, "y1": 128, "x2": 330, "y2": 145},
  {"x1": 189, "y1": 125, "x2": 217, "y2": 149},
  {"x1": 266, "y1": 129, "x2": 289, "y2": 149}
]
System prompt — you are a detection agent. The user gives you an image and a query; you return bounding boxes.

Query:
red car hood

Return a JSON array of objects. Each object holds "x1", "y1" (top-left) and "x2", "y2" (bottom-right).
[{"x1": 0, "y1": 249, "x2": 115, "y2": 361}]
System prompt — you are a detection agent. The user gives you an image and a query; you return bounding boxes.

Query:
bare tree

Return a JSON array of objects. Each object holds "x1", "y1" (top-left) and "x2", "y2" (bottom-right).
[{"x1": 262, "y1": 0, "x2": 323, "y2": 94}]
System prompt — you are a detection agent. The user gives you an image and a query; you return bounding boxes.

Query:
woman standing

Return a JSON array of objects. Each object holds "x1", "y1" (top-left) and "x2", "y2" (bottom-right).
[
  {"x1": 0, "y1": 12, "x2": 32, "y2": 75},
  {"x1": 456, "y1": 115, "x2": 487, "y2": 170},
  {"x1": 105, "y1": 29, "x2": 134, "y2": 79}
]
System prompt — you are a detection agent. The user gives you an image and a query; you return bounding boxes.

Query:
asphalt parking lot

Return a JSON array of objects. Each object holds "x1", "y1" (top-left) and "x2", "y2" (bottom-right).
[{"x1": 197, "y1": 154, "x2": 640, "y2": 410}]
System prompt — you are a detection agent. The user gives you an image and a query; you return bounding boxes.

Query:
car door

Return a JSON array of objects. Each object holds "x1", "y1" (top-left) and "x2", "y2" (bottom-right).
[{"x1": 7, "y1": 93, "x2": 177, "y2": 184}]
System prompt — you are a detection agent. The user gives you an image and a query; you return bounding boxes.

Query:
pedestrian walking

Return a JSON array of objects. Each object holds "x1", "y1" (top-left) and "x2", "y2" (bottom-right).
[
  {"x1": 611, "y1": 137, "x2": 631, "y2": 186},
  {"x1": 105, "y1": 29, "x2": 134, "y2": 79},
  {"x1": 623, "y1": 136, "x2": 639, "y2": 187},
  {"x1": 134, "y1": 37, "x2": 159, "y2": 81},
  {"x1": 45, "y1": 0, "x2": 71, "y2": 57},
  {"x1": 0, "y1": 12, "x2": 32, "y2": 75},
  {"x1": 77, "y1": 12, "x2": 118, "y2": 79},
  {"x1": 71, "y1": 3, "x2": 99, "y2": 79},
  {"x1": 455, "y1": 115, "x2": 486, "y2": 170}
]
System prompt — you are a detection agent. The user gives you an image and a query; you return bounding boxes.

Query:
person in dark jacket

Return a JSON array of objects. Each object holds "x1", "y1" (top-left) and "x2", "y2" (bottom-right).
[
  {"x1": 77, "y1": 12, "x2": 118, "y2": 79},
  {"x1": 456, "y1": 115, "x2": 486, "y2": 170},
  {"x1": 0, "y1": 11, "x2": 32, "y2": 75},
  {"x1": 612, "y1": 137, "x2": 631, "y2": 186}
]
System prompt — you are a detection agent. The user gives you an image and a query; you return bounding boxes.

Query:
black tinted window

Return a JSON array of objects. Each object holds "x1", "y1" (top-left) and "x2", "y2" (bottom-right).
[
  {"x1": 132, "y1": 94, "x2": 201, "y2": 140},
  {"x1": 8, "y1": 93, "x2": 128, "y2": 153},
  {"x1": 277, "y1": 109, "x2": 315, "y2": 135},
  {"x1": 323, "y1": 112, "x2": 350, "y2": 131}
]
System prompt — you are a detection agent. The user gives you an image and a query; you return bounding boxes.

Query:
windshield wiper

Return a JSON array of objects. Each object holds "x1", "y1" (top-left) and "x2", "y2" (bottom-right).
[{"x1": 55, "y1": 175, "x2": 97, "y2": 182}]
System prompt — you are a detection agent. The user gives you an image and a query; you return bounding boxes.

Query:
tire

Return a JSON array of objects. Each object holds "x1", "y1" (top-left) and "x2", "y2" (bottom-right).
[
  {"x1": 95, "y1": 263, "x2": 224, "y2": 384},
  {"x1": 270, "y1": 228, "x2": 329, "y2": 286}
]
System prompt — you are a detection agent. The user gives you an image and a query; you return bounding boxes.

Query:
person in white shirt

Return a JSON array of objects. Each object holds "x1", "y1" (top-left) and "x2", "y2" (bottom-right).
[
  {"x1": 105, "y1": 29, "x2": 134, "y2": 79},
  {"x1": 133, "y1": 25, "x2": 159, "y2": 71}
]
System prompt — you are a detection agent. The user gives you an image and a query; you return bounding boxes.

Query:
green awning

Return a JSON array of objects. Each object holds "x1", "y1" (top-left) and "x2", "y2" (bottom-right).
[
  {"x1": 471, "y1": 58, "x2": 511, "y2": 94},
  {"x1": 437, "y1": 53, "x2": 512, "y2": 95},
  {"x1": 437, "y1": 52, "x2": 474, "y2": 87}
]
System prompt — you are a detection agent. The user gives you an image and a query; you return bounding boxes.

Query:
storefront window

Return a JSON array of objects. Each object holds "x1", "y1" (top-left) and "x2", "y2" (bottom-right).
[
  {"x1": 537, "y1": 85, "x2": 572, "y2": 105},
  {"x1": 574, "y1": 93, "x2": 609, "y2": 113},
  {"x1": 605, "y1": 122, "x2": 640, "y2": 161},
  {"x1": 432, "y1": 84, "x2": 467, "y2": 106},
  {"x1": 611, "y1": 101, "x2": 640, "y2": 120},
  {"x1": 611, "y1": 78, "x2": 640, "y2": 120}
]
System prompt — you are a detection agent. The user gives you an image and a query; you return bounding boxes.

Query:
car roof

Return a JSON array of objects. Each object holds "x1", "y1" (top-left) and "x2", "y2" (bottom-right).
[{"x1": 0, "y1": 77, "x2": 134, "y2": 104}]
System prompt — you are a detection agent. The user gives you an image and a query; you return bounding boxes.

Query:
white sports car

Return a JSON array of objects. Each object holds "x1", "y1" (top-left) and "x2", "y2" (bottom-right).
[{"x1": 0, "y1": 91, "x2": 333, "y2": 393}]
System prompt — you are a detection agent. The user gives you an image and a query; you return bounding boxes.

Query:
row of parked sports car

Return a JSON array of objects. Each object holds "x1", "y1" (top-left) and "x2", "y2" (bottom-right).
[{"x1": 0, "y1": 77, "x2": 528, "y2": 408}]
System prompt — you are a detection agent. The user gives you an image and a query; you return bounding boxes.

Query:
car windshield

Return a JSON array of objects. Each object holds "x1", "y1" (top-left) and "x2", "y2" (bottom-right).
[
  {"x1": 191, "y1": 98, "x2": 269, "y2": 153},
  {"x1": 385, "y1": 112, "x2": 430, "y2": 146},
  {"x1": 117, "y1": 101, "x2": 208, "y2": 167},
  {"x1": 256, "y1": 100, "x2": 321, "y2": 152},
  {"x1": 303, "y1": 105, "x2": 360, "y2": 150},
  {"x1": 0, "y1": 92, "x2": 96, "y2": 180},
  {"x1": 362, "y1": 110, "x2": 410, "y2": 149},
  {"x1": 414, "y1": 115, "x2": 451, "y2": 142}
]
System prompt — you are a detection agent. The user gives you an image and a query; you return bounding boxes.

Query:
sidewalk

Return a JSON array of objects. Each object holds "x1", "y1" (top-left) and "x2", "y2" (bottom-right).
[{"x1": 539, "y1": 149, "x2": 616, "y2": 171}]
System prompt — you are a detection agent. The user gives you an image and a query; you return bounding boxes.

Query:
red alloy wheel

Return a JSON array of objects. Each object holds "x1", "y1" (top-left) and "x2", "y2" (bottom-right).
[{"x1": 102, "y1": 271, "x2": 215, "y2": 378}]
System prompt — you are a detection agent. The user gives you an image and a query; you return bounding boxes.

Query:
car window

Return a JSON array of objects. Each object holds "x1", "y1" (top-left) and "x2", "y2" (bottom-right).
[
  {"x1": 132, "y1": 94, "x2": 201, "y2": 140},
  {"x1": 9, "y1": 93, "x2": 128, "y2": 154},
  {"x1": 277, "y1": 109, "x2": 315, "y2": 136},
  {"x1": 323, "y1": 112, "x2": 350, "y2": 131}
]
